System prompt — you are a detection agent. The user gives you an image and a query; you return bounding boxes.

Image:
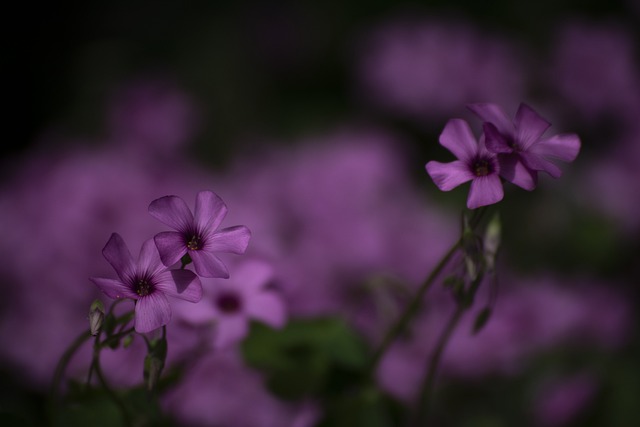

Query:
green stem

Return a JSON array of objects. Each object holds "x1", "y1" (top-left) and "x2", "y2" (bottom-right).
[
  {"x1": 413, "y1": 303, "x2": 466, "y2": 426},
  {"x1": 92, "y1": 339, "x2": 133, "y2": 427},
  {"x1": 367, "y1": 238, "x2": 462, "y2": 376},
  {"x1": 48, "y1": 329, "x2": 92, "y2": 423}
]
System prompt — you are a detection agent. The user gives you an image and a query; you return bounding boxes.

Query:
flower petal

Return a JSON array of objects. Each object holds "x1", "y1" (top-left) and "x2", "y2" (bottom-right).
[
  {"x1": 214, "y1": 316, "x2": 248, "y2": 348},
  {"x1": 439, "y1": 119, "x2": 479, "y2": 162},
  {"x1": 102, "y1": 233, "x2": 135, "y2": 282},
  {"x1": 148, "y1": 195, "x2": 194, "y2": 232},
  {"x1": 205, "y1": 226, "x2": 251, "y2": 254},
  {"x1": 498, "y1": 154, "x2": 537, "y2": 191},
  {"x1": 425, "y1": 160, "x2": 474, "y2": 191},
  {"x1": 194, "y1": 190, "x2": 228, "y2": 233},
  {"x1": 245, "y1": 293, "x2": 286, "y2": 328},
  {"x1": 232, "y1": 260, "x2": 274, "y2": 294},
  {"x1": 153, "y1": 232, "x2": 187, "y2": 267},
  {"x1": 467, "y1": 103, "x2": 514, "y2": 136},
  {"x1": 135, "y1": 292, "x2": 171, "y2": 333},
  {"x1": 531, "y1": 133, "x2": 581, "y2": 162},
  {"x1": 138, "y1": 238, "x2": 164, "y2": 276},
  {"x1": 520, "y1": 152, "x2": 562, "y2": 178},
  {"x1": 90, "y1": 277, "x2": 137, "y2": 300},
  {"x1": 483, "y1": 123, "x2": 513, "y2": 154},
  {"x1": 155, "y1": 269, "x2": 203, "y2": 302},
  {"x1": 467, "y1": 175, "x2": 504, "y2": 209},
  {"x1": 190, "y1": 250, "x2": 230, "y2": 278},
  {"x1": 514, "y1": 103, "x2": 551, "y2": 149}
]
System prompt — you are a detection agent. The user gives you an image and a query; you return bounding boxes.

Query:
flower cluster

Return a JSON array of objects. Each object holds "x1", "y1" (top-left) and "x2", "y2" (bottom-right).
[
  {"x1": 426, "y1": 103, "x2": 581, "y2": 209},
  {"x1": 90, "y1": 190, "x2": 252, "y2": 334}
]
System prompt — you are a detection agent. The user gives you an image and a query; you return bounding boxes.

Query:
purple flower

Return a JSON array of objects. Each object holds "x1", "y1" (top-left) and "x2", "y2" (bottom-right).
[
  {"x1": 90, "y1": 233, "x2": 202, "y2": 333},
  {"x1": 174, "y1": 260, "x2": 286, "y2": 348},
  {"x1": 426, "y1": 118, "x2": 503, "y2": 209},
  {"x1": 467, "y1": 103, "x2": 581, "y2": 190},
  {"x1": 148, "y1": 191, "x2": 251, "y2": 278}
]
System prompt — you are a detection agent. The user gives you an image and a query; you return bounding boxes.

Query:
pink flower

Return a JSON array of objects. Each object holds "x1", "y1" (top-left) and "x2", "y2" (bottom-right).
[
  {"x1": 426, "y1": 118, "x2": 503, "y2": 209},
  {"x1": 467, "y1": 103, "x2": 581, "y2": 190},
  {"x1": 90, "y1": 233, "x2": 202, "y2": 333},
  {"x1": 175, "y1": 260, "x2": 286, "y2": 348},
  {"x1": 149, "y1": 190, "x2": 251, "y2": 278}
]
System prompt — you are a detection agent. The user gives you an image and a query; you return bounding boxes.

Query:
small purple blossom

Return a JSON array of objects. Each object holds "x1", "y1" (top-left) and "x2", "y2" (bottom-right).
[
  {"x1": 90, "y1": 233, "x2": 202, "y2": 333},
  {"x1": 175, "y1": 260, "x2": 286, "y2": 348},
  {"x1": 426, "y1": 118, "x2": 503, "y2": 209},
  {"x1": 467, "y1": 103, "x2": 581, "y2": 190},
  {"x1": 148, "y1": 191, "x2": 251, "y2": 278}
]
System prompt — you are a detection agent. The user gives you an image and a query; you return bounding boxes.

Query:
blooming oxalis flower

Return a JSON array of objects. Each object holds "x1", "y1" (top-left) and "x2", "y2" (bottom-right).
[
  {"x1": 426, "y1": 118, "x2": 503, "y2": 209},
  {"x1": 467, "y1": 103, "x2": 581, "y2": 190},
  {"x1": 90, "y1": 233, "x2": 203, "y2": 333},
  {"x1": 148, "y1": 191, "x2": 251, "y2": 278}
]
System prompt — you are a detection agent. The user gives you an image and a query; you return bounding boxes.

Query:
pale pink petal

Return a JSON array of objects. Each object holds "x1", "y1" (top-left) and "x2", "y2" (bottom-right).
[
  {"x1": 531, "y1": 134, "x2": 581, "y2": 162},
  {"x1": 155, "y1": 270, "x2": 202, "y2": 302},
  {"x1": 498, "y1": 154, "x2": 537, "y2": 190},
  {"x1": 90, "y1": 277, "x2": 138, "y2": 300},
  {"x1": 467, "y1": 175, "x2": 504, "y2": 209},
  {"x1": 135, "y1": 292, "x2": 171, "y2": 333},
  {"x1": 467, "y1": 103, "x2": 514, "y2": 136},
  {"x1": 194, "y1": 190, "x2": 228, "y2": 233},
  {"x1": 205, "y1": 226, "x2": 251, "y2": 254},
  {"x1": 246, "y1": 293, "x2": 287, "y2": 328},
  {"x1": 148, "y1": 195, "x2": 194, "y2": 232},
  {"x1": 425, "y1": 160, "x2": 474, "y2": 191},
  {"x1": 439, "y1": 119, "x2": 479, "y2": 162},
  {"x1": 153, "y1": 232, "x2": 187, "y2": 267},
  {"x1": 214, "y1": 316, "x2": 248, "y2": 348},
  {"x1": 102, "y1": 233, "x2": 136, "y2": 282},
  {"x1": 190, "y1": 250, "x2": 229, "y2": 278},
  {"x1": 515, "y1": 103, "x2": 551, "y2": 149},
  {"x1": 138, "y1": 238, "x2": 164, "y2": 276}
]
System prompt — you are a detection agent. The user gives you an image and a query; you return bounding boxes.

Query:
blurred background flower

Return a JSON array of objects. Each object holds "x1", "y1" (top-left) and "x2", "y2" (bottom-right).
[{"x1": 2, "y1": 1, "x2": 639, "y2": 426}]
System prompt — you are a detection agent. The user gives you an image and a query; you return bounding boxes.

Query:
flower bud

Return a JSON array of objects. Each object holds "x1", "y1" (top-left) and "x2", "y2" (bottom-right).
[{"x1": 89, "y1": 299, "x2": 105, "y2": 336}]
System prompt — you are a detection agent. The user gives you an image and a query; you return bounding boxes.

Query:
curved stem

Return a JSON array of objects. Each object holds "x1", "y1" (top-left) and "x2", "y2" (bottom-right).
[
  {"x1": 93, "y1": 341, "x2": 133, "y2": 427},
  {"x1": 48, "y1": 329, "x2": 92, "y2": 422},
  {"x1": 367, "y1": 238, "x2": 462, "y2": 376},
  {"x1": 413, "y1": 303, "x2": 466, "y2": 426}
]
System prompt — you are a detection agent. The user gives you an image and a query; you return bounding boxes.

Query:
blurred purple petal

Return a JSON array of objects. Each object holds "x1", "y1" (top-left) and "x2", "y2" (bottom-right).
[
  {"x1": 439, "y1": 119, "x2": 480, "y2": 162},
  {"x1": 190, "y1": 250, "x2": 230, "y2": 278},
  {"x1": 514, "y1": 103, "x2": 552, "y2": 149},
  {"x1": 483, "y1": 122, "x2": 513, "y2": 154},
  {"x1": 467, "y1": 174, "x2": 504, "y2": 209},
  {"x1": 246, "y1": 293, "x2": 287, "y2": 328},
  {"x1": 206, "y1": 226, "x2": 251, "y2": 254},
  {"x1": 532, "y1": 134, "x2": 581, "y2": 162},
  {"x1": 467, "y1": 103, "x2": 514, "y2": 135}
]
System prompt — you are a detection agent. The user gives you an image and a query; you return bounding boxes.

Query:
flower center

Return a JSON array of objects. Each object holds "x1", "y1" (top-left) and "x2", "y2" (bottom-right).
[
  {"x1": 187, "y1": 235, "x2": 202, "y2": 251},
  {"x1": 135, "y1": 278, "x2": 153, "y2": 297},
  {"x1": 473, "y1": 159, "x2": 493, "y2": 177},
  {"x1": 216, "y1": 292, "x2": 242, "y2": 314}
]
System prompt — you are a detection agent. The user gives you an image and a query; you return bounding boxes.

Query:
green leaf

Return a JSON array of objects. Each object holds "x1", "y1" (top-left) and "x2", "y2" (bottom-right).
[{"x1": 241, "y1": 317, "x2": 369, "y2": 400}]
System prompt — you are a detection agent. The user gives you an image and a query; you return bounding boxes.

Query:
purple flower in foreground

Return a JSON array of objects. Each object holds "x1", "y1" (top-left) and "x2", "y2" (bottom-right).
[
  {"x1": 467, "y1": 103, "x2": 581, "y2": 190},
  {"x1": 90, "y1": 233, "x2": 202, "y2": 333},
  {"x1": 175, "y1": 260, "x2": 286, "y2": 348},
  {"x1": 426, "y1": 118, "x2": 503, "y2": 209},
  {"x1": 149, "y1": 191, "x2": 251, "y2": 278}
]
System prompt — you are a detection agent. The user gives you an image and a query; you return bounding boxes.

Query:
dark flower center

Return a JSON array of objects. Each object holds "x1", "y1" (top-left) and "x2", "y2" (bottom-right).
[
  {"x1": 472, "y1": 158, "x2": 494, "y2": 177},
  {"x1": 135, "y1": 278, "x2": 154, "y2": 297},
  {"x1": 187, "y1": 235, "x2": 202, "y2": 251},
  {"x1": 216, "y1": 292, "x2": 242, "y2": 314}
]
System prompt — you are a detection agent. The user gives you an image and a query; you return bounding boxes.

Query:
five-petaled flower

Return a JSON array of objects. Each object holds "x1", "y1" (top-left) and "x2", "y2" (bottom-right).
[
  {"x1": 174, "y1": 260, "x2": 286, "y2": 348},
  {"x1": 90, "y1": 233, "x2": 202, "y2": 333},
  {"x1": 426, "y1": 118, "x2": 503, "y2": 209},
  {"x1": 148, "y1": 191, "x2": 251, "y2": 278},
  {"x1": 467, "y1": 103, "x2": 581, "y2": 190}
]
